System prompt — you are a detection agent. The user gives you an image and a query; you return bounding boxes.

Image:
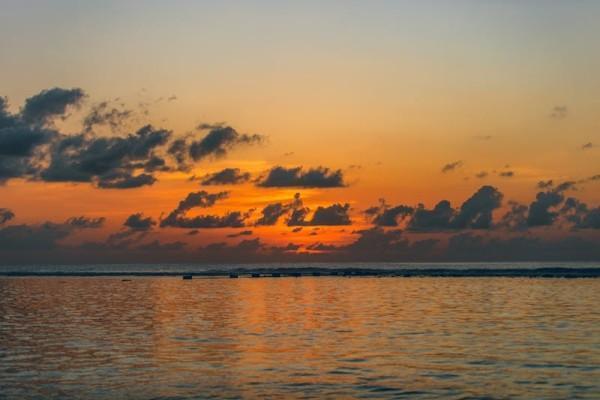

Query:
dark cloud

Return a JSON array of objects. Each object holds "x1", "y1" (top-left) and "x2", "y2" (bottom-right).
[
  {"x1": 0, "y1": 222, "x2": 72, "y2": 251},
  {"x1": 408, "y1": 186, "x2": 503, "y2": 231},
  {"x1": 256, "y1": 202, "x2": 290, "y2": 226},
  {"x1": 167, "y1": 139, "x2": 189, "y2": 169},
  {"x1": 160, "y1": 190, "x2": 249, "y2": 229},
  {"x1": 66, "y1": 216, "x2": 105, "y2": 229},
  {"x1": 21, "y1": 87, "x2": 85, "y2": 124},
  {"x1": 561, "y1": 198, "x2": 600, "y2": 229},
  {"x1": 537, "y1": 180, "x2": 554, "y2": 189},
  {"x1": 96, "y1": 172, "x2": 157, "y2": 189},
  {"x1": 499, "y1": 171, "x2": 514, "y2": 177},
  {"x1": 366, "y1": 187, "x2": 503, "y2": 231},
  {"x1": 124, "y1": 213, "x2": 156, "y2": 231},
  {"x1": 408, "y1": 200, "x2": 454, "y2": 231},
  {"x1": 255, "y1": 193, "x2": 351, "y2": 227},
  {"x1": 227, "y1": 230, "x2": 253, "y2": 238},
  {"x1": 189, "y1": 125, "x2": 263, "y2": 161},
  {"x1": 201, "y1": 168, "x2": 251, "y2": 185},
  {"x1": 526, "y1": 182, "x2": 574, "y2": 227},
  {"x1": 41, "y1": 124, "x2": 171, "y2": 188},
  {"x1": 0, "y1": 94, "x2": 59, "y2": 182},
  {"x1": 339, "y1": 228, "x2": 440, "y2": 261},
  {"x1": 498, "y1": 201, "x2": 529, "y2": 231},
  {"x1": 0, "y1": 214, "x2": 104, "y2": 252},
  {"x1": 307, "y1": 242, "x2": 338, "y2": 251},
  {"x1": 1, "y1": 88, "x2": 263, "y2": 188},
  {"x1": 257, "y1": 166, "x2": 345, "y2": 188},
  {"x1": 452, "y1": 186, "x2": 504, "y2": 229},
  {"x1": 475, "y1": 171, "x2": 488, "y2": 179},
  {"x1": 307, "y1": 203, "x2": 351, "y2": 226},
  {"x1": 0, "y1": 208, "x2": 15, "y2": 225},
  {"x1": 83, "y1": 101, "x2": 132, "y2": 133},
  {"x1": 173, "y1": 191, "x2": 229, "y2": 213},
  {"x1": 160, "y1": 212, "x2": 249, "y2": 229},
  {"x1": 581, "y1": 142, "x2": 594, "y2": 150},
  {"x1": 137, "y1": 240, "x2": 187, "y2": 251},
  {"x1": 577, "y1": 208, "x2": 600, "y2": 229},
  {"x1": 441, "y1": 160, "x2": 463, "y2": 173},
  {"x1": 446, "y1": 232, "x2": 599, "y2": 261},
  {"x1": 365, "y1": 200, "x2": 414, "y2": 227}
]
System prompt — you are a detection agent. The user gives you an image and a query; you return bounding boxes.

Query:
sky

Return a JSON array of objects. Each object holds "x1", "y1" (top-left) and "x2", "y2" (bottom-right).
[{"x1": 0, "y1": 0, "x2": 599, "y2": 263}]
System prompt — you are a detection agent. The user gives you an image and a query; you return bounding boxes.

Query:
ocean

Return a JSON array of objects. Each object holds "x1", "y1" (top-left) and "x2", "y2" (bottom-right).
[{"x1": 1, "y1": 263, "x2": 599, "y2": 399}]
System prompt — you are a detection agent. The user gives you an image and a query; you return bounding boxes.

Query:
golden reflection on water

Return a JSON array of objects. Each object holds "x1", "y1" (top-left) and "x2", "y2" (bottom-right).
[{"x1": 1, "y1": 277, "x2": 599, "y2": 399}]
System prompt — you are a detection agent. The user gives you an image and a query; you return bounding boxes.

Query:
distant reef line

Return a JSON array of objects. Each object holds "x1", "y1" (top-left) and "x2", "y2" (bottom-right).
[{"x1": 1, "y1": 267, "x2": 599, "y2": 278}]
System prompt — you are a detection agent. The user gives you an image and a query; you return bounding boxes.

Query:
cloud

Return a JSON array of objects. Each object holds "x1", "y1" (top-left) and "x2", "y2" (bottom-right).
[
  {"x1": 137, "y1": 240, "x2": 187, "y2": 251},
  {"x1": 200, "y1": 168, "x2": 251, "y2": 185},
  {"x1": 586, "y1": 174, "x2": 600, "y2": 182},
  {"x1": 441, "y1": 160, "x2": 463, "y2": 173},
  {"x1": 160, "y1": 190, "x2": 240, "y2": 229},
  {"x1": 0, "y1": 223, "x2": 72, "y2": 251},
  {"x1": 306, "y1": 242, "x2": 338, "y2": 251},
  {"x1": 338, "y1": 227, "x2": 440, "y2": 261},
  {"x1": 257, "y1": 166, "x2": 346, "y2": 188},
  {"x1": 83, "y1": 101, "x2": 132, "y2": 133},
  {"x1": 255, "y1": 193, "x2": 351, "y2": 227},
  {"x1": 188, "y1": 124, "x2": 263, "y2": 161},
  {"x1": 124, "y1": 213, "x2": 156, "y2": 231},
  {"x1": 306, "y1": 203, "x2": 351, "y2": 226},
  {"x1": 21, "y1": 87, "x2": 85, "y2": 124},
  {"x1": 446, "y1": 232, "x2": 599, "y2": 261},
  {"x1": 0, "y1": 94, "x2": 59, "y2": 182},
  {"x1": 0, "y1": 208, "x2": 15, "y2": 225},
  {"x1": 561, "y1": 198, "x2": 600, "y2": 229},
  {"x1": 499, "y1": 171, "x2": 514, "y2": 177},
  {"x1": 159, "y1": 190, "x2": 249, "y2": 229},
  {"x1": 475, "y1": 171, "x2": 488, "y2": 179},
  {"x1": 407, "y1": 186, "x2": 503, "y2": 231},
  {"x1": 550, "y1": 105, "x2": 568, "y2": 119},
  {"x1": 66, "y1": 216, "x2": 105, "y2": 229},
  {"x1": 498, "y1": 201, "x2": 529, "y2": 231},
  {"x1": 172, "y1": 191, "x2": 229, "y2": 213},
  {"x1": 256, "y1": 202, "x2": 290, "y2": 226},
  {"x1": 0, "y1": 215, "x2": 104, "y2": 252},
  {"x1": 526, "y1": 182, "x2": 574, "y2": 227},
  {"x1": 452, "y1": 186, "x2": 504, "y2": 229},
  {"x1": 537, "y1": 180, "x2": 554, "y2": 189},
  {"x1": 40, "y1": 125, "x2": 171, "y2": 188},
  {"x1": 365, "y1": 200, "x2": 414, "y2": 227},
  {"x1": 227, "y1": 230, "x2": 253, "y2": 238},
  {"x1": 1, "y1": 88, "x2": 263, "y2": 188},
  {"x1": 582, "y1": 142, "x2": 594, "y2": 150}
]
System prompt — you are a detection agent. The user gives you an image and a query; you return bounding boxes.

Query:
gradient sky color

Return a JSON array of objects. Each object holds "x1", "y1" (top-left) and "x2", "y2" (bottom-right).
[{"x1": 0, "y1": 1, "x2": 598, "y2": 263}]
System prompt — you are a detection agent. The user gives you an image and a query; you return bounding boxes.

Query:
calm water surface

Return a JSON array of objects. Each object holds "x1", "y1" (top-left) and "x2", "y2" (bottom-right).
[{"x1": 1, "y1": 277, "x2": 599, "y2": 399}]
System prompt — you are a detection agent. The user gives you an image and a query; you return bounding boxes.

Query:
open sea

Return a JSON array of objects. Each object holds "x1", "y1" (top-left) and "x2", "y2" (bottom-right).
[{"x1": 1, "y1": 263, "x2": 599, "y2": 399}]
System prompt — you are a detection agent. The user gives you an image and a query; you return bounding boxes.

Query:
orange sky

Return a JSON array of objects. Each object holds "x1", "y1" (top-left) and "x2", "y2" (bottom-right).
[{"x1": 0, "y1": 2, "x2": 599, "y2": 262}]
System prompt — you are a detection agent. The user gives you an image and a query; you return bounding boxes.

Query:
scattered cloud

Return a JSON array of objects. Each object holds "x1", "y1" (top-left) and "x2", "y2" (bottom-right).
[
  {"x1": 124, "y1": 213, "x2": 156, "y2": 231},
  {"x1": 550, "y1": 105, "x2": 568, "y2": 119},
  {"x1": 200, "y1": 168, "x2": 251, "y2": 185},
  {"x1": 581, "y1": 142, "x2": 594, "y2": 150},
  {"x1": 441, "y1": 160, "x2": 463, "y2": 173},
  {"x1": 257, "y1": 166, "x2": 346, "y2": 188},
  {"x1": 0, "y1": 208, "x2": 15, "y2": 225}
]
